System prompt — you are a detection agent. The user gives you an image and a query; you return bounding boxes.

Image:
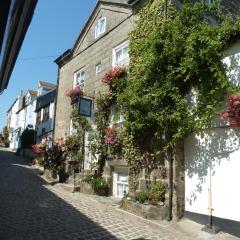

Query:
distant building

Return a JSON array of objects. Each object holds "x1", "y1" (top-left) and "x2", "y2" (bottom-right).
[
  {"x1": 35, "y1": 88, "x2": 56, "y2": 144},
  {"x1": 7, "y1": 81, "x2": 56, "y2": 150}
]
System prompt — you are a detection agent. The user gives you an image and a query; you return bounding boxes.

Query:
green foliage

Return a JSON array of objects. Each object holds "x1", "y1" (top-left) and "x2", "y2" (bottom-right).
[
  {"x1": 90, "y1": 176, "x2": 108, "y2": 190},
  {"x1": 58, "y1": 164, "x2": 69, "y2": 183},
  {"x1": 150, "y1": 179, "x2": 166, "y2": 205},
  {"x1": 65, "y1": 134, "x2": 83, "y2": 163},
  {"x1": 117, "y1": 0, "x2": 240, "y2": 173},
  {"x1": 68, "y1": 104, "x2": 90, "y2": 168},
  {"x1": 44, "y1": 143, "x2": 64, "y2": 171},
  {"x1": 20, "y1": 129, "x2": 36, "y2": 149},
  {"x1": 134, "y1": 190, "x2": 148, "y2": 204},
  {"x1": 2, "y1": 126, "x2": 9, "y2": 141},
  {"x1": 89, "y1": 93, "x2": 114, "y2": 174}
]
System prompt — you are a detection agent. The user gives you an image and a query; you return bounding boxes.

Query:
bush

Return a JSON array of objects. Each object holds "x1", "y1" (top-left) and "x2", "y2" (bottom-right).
[
  {"x1": 134, "y1": 190, "x2": 148, "y2": 203},
  {"x1": 90, "y1": 176, "x2": 108, "y2": 191},
  {"x1": 150, "y1": 180, "x2": 166, "y2": 205}
]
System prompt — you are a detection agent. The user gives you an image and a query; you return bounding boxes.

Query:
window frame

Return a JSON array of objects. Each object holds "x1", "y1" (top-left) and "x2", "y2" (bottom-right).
[
  {"x1": 95, "y1": 17, "x2": 106, "y2": 39},
  {"x1": 42, "y1": 105, "x2": 50, "y2": 122},
  {"x1": 74, "y1": 67, "x2": 85, "y2": 87},
  {"x1": 95, "y1": 62, "x2": 101, "y2": 75},
  {"x1": 36, "y1": 110, "x2": 42, "y2": 125},
  {"x1": 112, "y1": 40, "x2": 130, "y2": 67},
  {"x1": 113, "y1": 168, "x2": 129, "y2": 198}
]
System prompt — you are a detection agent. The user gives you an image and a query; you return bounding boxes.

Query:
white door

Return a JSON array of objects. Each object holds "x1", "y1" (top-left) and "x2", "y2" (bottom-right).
[{"x1": 113, "y1": 168, "x2": 129, "y2": 197}]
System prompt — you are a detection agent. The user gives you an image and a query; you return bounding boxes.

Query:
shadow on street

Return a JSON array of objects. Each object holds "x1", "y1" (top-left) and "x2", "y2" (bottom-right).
[{"x1": 0, "y1": 149, "x2": 117, "y2": 240}]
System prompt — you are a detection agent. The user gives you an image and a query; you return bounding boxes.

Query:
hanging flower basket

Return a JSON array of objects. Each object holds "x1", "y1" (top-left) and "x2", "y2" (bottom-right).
[
  {"x1": 66, "y1": 86, "x2": 83, "y2": 105},
  {"x1": 101, "y1": 67, "x2": 127, "y2": 90},
  {"x1": 220, "y1": 94, "x2": 240, "y2": 126}
]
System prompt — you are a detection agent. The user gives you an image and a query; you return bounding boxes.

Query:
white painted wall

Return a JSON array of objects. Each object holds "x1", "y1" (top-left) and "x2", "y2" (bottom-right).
[
  {"x1": 185, "y1": 127, "x2": 240, "y2": 222},
  {"x1": 25, "y1": 99, "x2": 37, "y2": 129},
  {"x1": 185, "y1": 41, "x2": 240, "y2": 222}
]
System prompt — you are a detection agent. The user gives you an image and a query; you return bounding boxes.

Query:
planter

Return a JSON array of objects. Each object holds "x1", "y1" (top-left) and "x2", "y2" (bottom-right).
[
  {"x1": 94, "y1": 186, "x2": 108, "y2": 196},
  {"x1": 79, "y1": 182, "x2": 109, "y2": 196},
  {"x1": 121, "y1": 198, "x2": 167, "y2": 220}
]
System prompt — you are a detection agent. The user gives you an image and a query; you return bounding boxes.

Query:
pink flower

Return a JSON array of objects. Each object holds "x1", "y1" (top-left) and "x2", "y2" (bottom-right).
[
  {"x1": 221, "y1": 112, "x2": 229, "y2": 119},
  {"x1": 230, "y1": 119, "x2": 238, "y2": 126},
  {"x1": 233, "y1": 101, "x2": 240, "y2": 107},
  {"x1": 230, "y1": 95, "x2": 239, "y2": 101}
]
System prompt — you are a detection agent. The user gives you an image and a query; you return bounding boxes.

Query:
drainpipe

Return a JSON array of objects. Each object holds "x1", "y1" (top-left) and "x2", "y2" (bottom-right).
[
  {"x1": 164, "y1": 0, "x2": 168, "y2": 20},
  {"x1": 167, "y1": 147, "x2": 173, "y2": 221}
]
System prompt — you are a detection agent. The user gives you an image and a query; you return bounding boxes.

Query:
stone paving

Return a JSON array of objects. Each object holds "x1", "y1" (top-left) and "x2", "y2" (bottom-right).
[
  {"x1": 0, "y1": 149, "x2": 180, "y2": 240},
  {"x1": 0, "y1": 149, "x2": 238, "y2": 240}
]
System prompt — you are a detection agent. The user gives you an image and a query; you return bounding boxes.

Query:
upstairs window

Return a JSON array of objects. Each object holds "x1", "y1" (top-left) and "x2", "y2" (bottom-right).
[
  {"x1": 74, "y1": 68, "x2": 85, "y2": 87},
  {"x1": 95, "y1": 17, "x2": 106, "y2": 39},
  {"x1": 96, "y1": 62, "x2": 101, "y2": 75},
  {"x1": 42, "y1": 105, "x2": 50, "y2": 122},
  {"x1": 113, "y1": 41, "x2": 129, "y2": 67},
  {"x1": 36, "y1": 111, "x2": 42, "y2": 125}
]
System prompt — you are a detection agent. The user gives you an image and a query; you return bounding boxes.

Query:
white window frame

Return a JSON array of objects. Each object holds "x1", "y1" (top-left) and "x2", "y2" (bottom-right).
[
  {"x1": 109, "y1": 104, "x2": 125, "y2": 125},
  {"x1": 95, "y1": 17, "x2": 106, "y2": 39},
  {"x1": 113, "y1": 167, "x2": 129, "y2": 198},
  {"x1": 112, "y1": 40, "x2": 129, "y2": 67},
  {"x1": 96, "y1": 62, "x2": 101, "y2": 75},
  {"x1": 74, "y1": 67, "x2": 85, "y2": 87}
]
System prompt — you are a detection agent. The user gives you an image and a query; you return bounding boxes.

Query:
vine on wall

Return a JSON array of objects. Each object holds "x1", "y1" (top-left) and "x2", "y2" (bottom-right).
[
  {"x1": 88, "y1": 0, "x2": 240, "y2": 190},
  {"x1": 89, "y1": 67, "x2": 127, "y2": 174},
  {"x1": 116, "y1": 0, "x2": 240, "y2": 185},
  {"x1": 66, "y1": 87, "x2": 90, "y2": 169}
]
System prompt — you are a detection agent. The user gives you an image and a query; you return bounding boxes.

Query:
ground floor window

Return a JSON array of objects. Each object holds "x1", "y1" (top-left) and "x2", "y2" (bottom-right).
[{"x1": 113, "y1": 167, "x2": 128, "y2": 197}]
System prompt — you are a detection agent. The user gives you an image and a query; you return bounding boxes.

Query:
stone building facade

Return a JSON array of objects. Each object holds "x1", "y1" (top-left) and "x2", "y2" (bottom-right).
[
  {"x1": 54, "y1": 0, "x2": 146, "y2": 198},
  {"x1": 53, "y1": 0, "x2": 240, "y2": 224}
]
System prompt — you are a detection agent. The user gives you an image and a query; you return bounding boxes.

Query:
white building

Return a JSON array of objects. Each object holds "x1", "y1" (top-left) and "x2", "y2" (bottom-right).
[{"x1": 7, "y1": 81, "x2": 56, "y2": 150}]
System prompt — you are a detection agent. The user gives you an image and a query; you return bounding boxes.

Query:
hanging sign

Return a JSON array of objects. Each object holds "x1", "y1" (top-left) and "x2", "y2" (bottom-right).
[{"x1": 78, "y1": 96, "x2": 92, "y2": 117}]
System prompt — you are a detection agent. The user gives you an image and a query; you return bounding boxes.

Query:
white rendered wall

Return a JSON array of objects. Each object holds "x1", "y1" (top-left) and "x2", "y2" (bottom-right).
[{"x1": 185, "y1": 127, "x2": 240, "y2": 222}]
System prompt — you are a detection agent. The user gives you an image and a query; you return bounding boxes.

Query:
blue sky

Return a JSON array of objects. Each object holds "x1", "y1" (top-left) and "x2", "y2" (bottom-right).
[{"x1": 0, "y1": 0, "x2": 97, "y2": 130}]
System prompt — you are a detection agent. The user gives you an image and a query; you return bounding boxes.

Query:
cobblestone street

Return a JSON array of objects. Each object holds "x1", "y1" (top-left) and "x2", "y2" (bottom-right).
[
  {"x1": 0, "y1": 149, "x2": 180, "y2": 240},
  {"x1": 0, "y1": 149, "x2": 238, "y2": 240}
]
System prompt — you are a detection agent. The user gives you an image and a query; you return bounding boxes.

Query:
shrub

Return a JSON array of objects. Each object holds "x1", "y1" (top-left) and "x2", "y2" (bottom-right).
[
  {"x1": 134, "y1": 190, "x2": 149, "y2": 204},
  {"x1": 90, "y1": 176, "x2": 108, "y2": 191},
  {"x1": 150, "y1": 180, "x2": 166, "y2": 205}
]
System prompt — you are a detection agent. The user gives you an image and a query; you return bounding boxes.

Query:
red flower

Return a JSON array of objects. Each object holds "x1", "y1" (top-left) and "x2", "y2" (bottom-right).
[
  {"x1": 230, "y1": 119, "x2": 238, "y2": 126},
  {"x1": 233, "y1": 101, "x2": 240, "y2": 107},
  {"x1": 32, "y1": 144, "x2": 42, "y2": 154},
  {"x1": 101, "y1": 67, "x2": 126, "y2": 87},
  {"x1": 221, "y1": 112, "x2": 229, "y2": 119}
]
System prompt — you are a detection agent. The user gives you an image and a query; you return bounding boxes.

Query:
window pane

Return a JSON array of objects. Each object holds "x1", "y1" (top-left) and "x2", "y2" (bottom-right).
[
  {"x1": 117, "y1": 173, "x2": 128, "y2": 183},
  {"x1": 123, "y1": 46, "x2": 129, "y2": 58},
  {"x1": 116, "y1": 49, "x2": 122, "y2": 63},
  {"x1": 99, "y1": 19, "x2": 105, "y2": 32},
  {"x1": 117, "y1": 183, "x2": 124, "y2": 196}
]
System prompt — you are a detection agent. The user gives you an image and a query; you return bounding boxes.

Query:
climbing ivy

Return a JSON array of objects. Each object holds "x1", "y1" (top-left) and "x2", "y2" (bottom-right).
[{"x1": 117, "y1": 0, "x2": 240, "y2": 178}]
